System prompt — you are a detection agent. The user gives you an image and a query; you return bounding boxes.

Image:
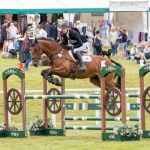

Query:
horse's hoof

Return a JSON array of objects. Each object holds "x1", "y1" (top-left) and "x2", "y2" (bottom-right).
[
  {"x1": 58, "y1": 82, "x2": 62, "y2": 86},
  {"x1": 52, "y1": 78, "x2": 62, "y2": 86},
  {"x1": 56, "y1": 80, "x2": 62, "y2": 86},
  {"x1": 56, "y1": 82, "x2": 62, "y2": 86},
  {"x1": 51, "y1": 78, "x2": 57, "y2": 85},
  {"x1": 47, "y1": 77, "x2": 52, "y2": 83},
  {"x1": 55, "y1": 78, "x2": 62, "y2": 86}
]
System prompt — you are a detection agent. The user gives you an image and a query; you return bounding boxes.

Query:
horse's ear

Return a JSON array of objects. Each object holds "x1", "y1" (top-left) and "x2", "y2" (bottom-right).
[{"x1": 35, "y1": 38, "x2": 38, "y2": 43}]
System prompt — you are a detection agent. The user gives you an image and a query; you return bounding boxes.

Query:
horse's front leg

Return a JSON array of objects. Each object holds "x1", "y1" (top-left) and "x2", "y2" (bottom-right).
[
  {"x1": 41, "y1": 68, "x2": 50, "y2": 78},
  {"x1": 41, "y1": 68, "x2": 53, "y2": 82},
  {"x1": 41, "y1": 68, "x2": 62, "y2": 86}
]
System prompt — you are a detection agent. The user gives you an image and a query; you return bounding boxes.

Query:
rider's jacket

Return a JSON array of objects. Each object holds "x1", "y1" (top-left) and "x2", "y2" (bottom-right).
[{"x1": 62, "y1": 28, "x2": 87, "y2": 49}]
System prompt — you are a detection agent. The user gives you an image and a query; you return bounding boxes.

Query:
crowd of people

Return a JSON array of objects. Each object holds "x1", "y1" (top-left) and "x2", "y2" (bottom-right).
[{"x1": 1, "y1": 18, "x2": 150, "y2": 71}]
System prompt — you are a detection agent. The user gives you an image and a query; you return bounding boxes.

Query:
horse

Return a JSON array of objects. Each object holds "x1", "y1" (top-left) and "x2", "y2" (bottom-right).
[{"x1": 29, "y1": 37, "x2": 122, "y2": 91}]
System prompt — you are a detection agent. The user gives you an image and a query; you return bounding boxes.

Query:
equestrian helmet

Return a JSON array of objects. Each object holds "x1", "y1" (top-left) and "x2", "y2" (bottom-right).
[{"x1": 60, "y1": 22, "x2": 68, "y2": 29}]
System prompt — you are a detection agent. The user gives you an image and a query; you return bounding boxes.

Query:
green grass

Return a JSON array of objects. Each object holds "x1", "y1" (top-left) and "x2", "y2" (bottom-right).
[{"x1": 0, "y1": 49, "x2": 150, "y2": 150}]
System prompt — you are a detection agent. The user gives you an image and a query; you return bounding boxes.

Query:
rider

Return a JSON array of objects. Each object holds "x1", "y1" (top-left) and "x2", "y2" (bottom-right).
[{"x1": 60, "y1": 22, "x2": 87, "y2": 71}]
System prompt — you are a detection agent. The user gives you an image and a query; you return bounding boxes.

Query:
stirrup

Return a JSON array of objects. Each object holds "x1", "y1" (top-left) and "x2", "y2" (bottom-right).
[{"x1": 78, "y1": 66, "x2": 87, "y2": 71}]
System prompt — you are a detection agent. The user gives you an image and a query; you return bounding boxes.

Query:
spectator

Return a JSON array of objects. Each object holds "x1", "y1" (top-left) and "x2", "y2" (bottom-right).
[
  {"x1": 122, "y1": 27, "x2": 128, "y2": 59},
  {"x1": 93, "y1": 27, "x2": 96, "y2": 37},
  {"x1": 49, "y1": 22, "x2": 58, "y2": 41},
  {"x1": 75, "y1": 20, "x2": 82, "y2": 34},
  {"x1": 23, "y1": 31, "x2": 32, "y2": 71},
  {"x1": 0, "y1": 15, "x2": 5, "y2": 25},
  {"x1": 35, "y1": 28, "x2": 40, "y2": 38},
  {"x1": 37, "y1": 25, "x2": 47, "y2": 38},
  {"x1": 92, "y1": 27, "x2": 97, "y2": 55},
  {"x1": 68, "y1": 22, "x2": 73, "y2": 28},
  {"x1": 94, "y1": 30, "x2": 105, "y2": 56},
  {"x1": 130, "y1": 43, "x2": 148, "y2": 63},
  {"x1": 116, "y1": 27, "x2": 124, "y2": 60},
  {"x1": 57, "y1": 23, "x2": 62, "y2": 39},
  {"x1": 6, "y1": 37, "x2": 17, "y2": 57},
  {"x1": 86, "y1": 26, "x2": 94, "y2": 54},
  {"x1": 57, "y1": 17, "x2": 63, "y2": 24},
  {"x1": 1, "y1": 20, "x2": 9, "y2": 53},
  {"x1": 143, "y1": 41, "x2": 150, "y2": 59},
  {"x1": 43, "y1": 21, "x2": 50, "y2": 37},
  {"x1": 8, "y1": 22, "x2": 18, "y2": 42},
  {"x1": 109, "y1": 26, "x2": 118, "y2": 60}
]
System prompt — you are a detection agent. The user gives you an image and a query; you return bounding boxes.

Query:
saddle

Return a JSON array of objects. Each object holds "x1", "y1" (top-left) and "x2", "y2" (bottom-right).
[{"x1": 79, "y1": 49, "x2": 88, "y2": 54}]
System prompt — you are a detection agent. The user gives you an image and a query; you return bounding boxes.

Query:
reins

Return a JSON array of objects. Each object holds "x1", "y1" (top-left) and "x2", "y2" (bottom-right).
[
  {"x1": 48, "y1": 46, "x2": 74, "y2": 63},
  {"x1": 32, "y1": 39, "x2": 74, "y2": 63}
]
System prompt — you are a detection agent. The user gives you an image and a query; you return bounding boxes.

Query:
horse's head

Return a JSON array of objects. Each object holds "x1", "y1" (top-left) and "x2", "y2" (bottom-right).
[
  {"x1": 30, "y1": 42, "x2": 43, "y2": 67},
  {"x1": 30, "y1": 37, "x2": 64, "y2": 67}
]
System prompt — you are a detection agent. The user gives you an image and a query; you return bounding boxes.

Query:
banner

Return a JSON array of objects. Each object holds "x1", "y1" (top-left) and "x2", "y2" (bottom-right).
[{"x1": 110, "y1": 1, "x2": 148, "y2": 12}]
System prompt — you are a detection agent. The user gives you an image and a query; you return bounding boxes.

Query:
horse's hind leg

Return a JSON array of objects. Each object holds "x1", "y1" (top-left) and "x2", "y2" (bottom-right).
[
  {"x1": 105, "y1": 74, "x2": 119, "y2": 91},
  {"x1": 90, "y1": 74, "x2": 119, "y2": 91},
  {"x1": 90, "y1": 76, "x2": 100, "y2": 87}
]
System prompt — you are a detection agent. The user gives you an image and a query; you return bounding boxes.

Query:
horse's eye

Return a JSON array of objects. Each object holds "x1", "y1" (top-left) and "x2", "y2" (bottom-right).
[{"x1": 34, "y1": 48, "x2": 38, "y2": 52}]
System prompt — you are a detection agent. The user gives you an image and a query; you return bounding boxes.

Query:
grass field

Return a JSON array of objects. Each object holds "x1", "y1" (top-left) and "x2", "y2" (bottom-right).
[{"x1": 0, "y1": 48, "x2": 150, "y2": 150}]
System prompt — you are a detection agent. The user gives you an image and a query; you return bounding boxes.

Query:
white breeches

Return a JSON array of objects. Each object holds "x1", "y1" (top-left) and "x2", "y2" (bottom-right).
[{"x1": 73, "y1": 42, "x2": 89, "y2": 53}]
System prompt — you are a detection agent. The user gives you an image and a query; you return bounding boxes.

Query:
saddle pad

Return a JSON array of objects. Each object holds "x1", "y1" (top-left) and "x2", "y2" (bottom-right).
[{"x1": 68, "y1": 50, "x2": 92, "y2": 62}]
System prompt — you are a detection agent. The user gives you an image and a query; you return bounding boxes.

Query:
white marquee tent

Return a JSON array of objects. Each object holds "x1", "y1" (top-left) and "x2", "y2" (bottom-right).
[
  {"x1": 110, "y1": 12, "x2": 148, "y2": 43},
  {"x1": 0, "y1": 0, "x2": 109, "y2": 24},
  {"x1": 106, "y1": 0, "x2": 150, "y2": 43},
  {"x1": 0, "y1": 0, "x2": 109, "y2": 14},
  {"x1": 1, "y1": 0, "x2": 150, "y2": 43}
]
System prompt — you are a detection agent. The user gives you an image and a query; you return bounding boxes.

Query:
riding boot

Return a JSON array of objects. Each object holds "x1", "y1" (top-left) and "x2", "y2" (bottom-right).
[{"x1": 75, "y1": 51, "x2": 87, "y2": 71}]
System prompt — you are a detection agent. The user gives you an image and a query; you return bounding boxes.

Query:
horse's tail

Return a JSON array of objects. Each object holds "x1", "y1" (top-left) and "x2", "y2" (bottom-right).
[
  {"x1": 110, "y1": 59, "x2": 122, "y2": 68},
  {"x1": 110, "y1": 59, "x2": 122, "y2": 89}
]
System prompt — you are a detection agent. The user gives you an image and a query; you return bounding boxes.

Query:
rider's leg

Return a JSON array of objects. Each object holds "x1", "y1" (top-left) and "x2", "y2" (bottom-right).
[{"x1": 75, "y1": 50, "x2": 87, "y2": 71}]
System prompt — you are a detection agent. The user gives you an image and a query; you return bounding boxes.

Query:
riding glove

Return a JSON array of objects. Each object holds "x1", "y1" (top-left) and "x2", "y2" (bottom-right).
[{"x1": 63, "y1": 45, "x2": 72, "y2": 50}]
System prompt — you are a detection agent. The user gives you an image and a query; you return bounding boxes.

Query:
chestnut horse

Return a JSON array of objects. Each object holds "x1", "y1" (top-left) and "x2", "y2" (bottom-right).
[{"x1": 30, "y1": 37, "x2": 121, "y2": 91}]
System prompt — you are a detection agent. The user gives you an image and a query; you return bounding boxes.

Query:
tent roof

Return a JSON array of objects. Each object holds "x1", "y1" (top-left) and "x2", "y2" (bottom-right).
[
  {"x1": 110, "y1": 0, "x2": 149, "y2": 12},
  {"x1": 0, "y1": 0, "x2": 68, "y2": 14},
  {"x1": 0, "y1": 0, "x2": 109, "y2": 14},
  {"x1": 58, "y1": 0, "x2": 109, "y2": 13},
  {"x1": 1, "y1": 0, "x2": 150, "y2": 14}
]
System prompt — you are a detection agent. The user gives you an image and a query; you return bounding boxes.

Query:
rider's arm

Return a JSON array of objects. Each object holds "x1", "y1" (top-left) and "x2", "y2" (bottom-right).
[
  {"x1": 62, "y1": 34, "x2": 68, "y2": 45},
  {"x1": 72, "y1": 32, "x2": 83, "y2": 49}
]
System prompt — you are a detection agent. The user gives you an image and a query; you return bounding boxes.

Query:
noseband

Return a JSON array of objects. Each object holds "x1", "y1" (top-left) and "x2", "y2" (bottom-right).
[{"x1": 31, "y1": 44, "x2": 41, "y2": 62}]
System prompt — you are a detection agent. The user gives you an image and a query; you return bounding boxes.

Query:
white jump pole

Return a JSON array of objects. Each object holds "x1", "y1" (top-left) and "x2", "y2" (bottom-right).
[{"x1": 95, "y1": 90, "x2": 100, "y2": 125}]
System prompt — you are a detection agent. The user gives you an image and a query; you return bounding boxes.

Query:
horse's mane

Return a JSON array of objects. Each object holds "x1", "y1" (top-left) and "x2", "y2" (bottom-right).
[{"x1": 37, "y1": 37, "x2": 56, "y2": 43}]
